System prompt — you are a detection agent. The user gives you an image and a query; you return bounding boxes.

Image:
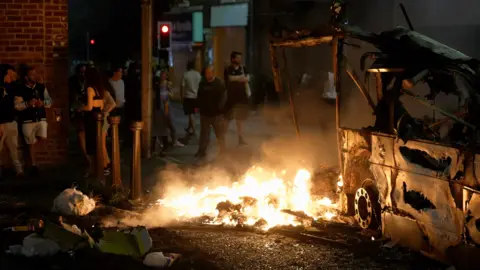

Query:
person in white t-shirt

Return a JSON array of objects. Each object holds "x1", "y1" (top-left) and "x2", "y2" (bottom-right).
[
  {"x1": 109, "y1": 67, "x2": 125, "y2": 110},
  {"x1": 180, "y1": 61, "x2": 202, "y2": 135},
  {"x1": 109, "y1": 66, "x2": 126, "y2": 136}
]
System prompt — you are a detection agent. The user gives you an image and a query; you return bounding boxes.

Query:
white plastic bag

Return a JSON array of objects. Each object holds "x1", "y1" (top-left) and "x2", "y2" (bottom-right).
[
  {"x1": 143, "y1": 252, "x2": 171, "y2": 268},
  {"x1": 8, "y1": 233, "x2": 61, "y2": 257},
  {"x1": 52, "y1": 188, "x2": 96, "y2": 216}
]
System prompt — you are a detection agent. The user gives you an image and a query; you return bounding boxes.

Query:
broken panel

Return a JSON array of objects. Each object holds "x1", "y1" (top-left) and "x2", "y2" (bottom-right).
[
  {"x1": 467, "y1": 194, "x2": 480, "y2": 245},
  {"x1": 340, "y1": 129, "x2": 371, "y2": 194},
  {"x1": 392, "y1": 171, "x2": 464, "y2": 254},
  {"x1": 394, "y1": 140, "x2": 461, "y2": 180}
]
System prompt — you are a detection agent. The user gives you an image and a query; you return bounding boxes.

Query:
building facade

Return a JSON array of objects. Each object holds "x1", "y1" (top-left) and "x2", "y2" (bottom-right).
[{"x1": 0, "y1": 0, "x2": 69, "y2": 167}]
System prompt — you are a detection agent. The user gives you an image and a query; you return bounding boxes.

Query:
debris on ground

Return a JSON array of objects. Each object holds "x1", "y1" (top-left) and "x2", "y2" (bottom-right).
[
  {"x1": 97, "y1": 226, "x2": 152, "y2": 257},
  {"x1": 52, "y1": 188, "x2": 96, "y2": 216},
  {"x1": 7, "y1": 233, "x2": 60, "y2": 257},
  {"x1": 143, "y1": 252, "x2": 180, "y2": 268}
]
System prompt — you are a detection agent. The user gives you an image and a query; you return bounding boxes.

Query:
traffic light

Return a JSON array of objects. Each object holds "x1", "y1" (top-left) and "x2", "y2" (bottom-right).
[
  {"x1": 90, "y1": 39, "x2": 95, "y2": 45},
  {"x1": 159, "y1": 23, "x2": 171, "y2": 49}
]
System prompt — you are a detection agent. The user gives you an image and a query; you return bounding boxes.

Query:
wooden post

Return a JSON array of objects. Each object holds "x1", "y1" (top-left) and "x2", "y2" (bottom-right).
[
  {"x1": 375, "y1": 73, "x2": 383, "y2": 102},
  {"x1": 95, "y1": 112, "x2": 104, "y2": 183},
  {"x1": 141, "y1": 0, "x2": 153, "y2": 159},
  {"x1": 109, "y1": 116, "x2": 122, "y2": 188},
  {"x1": 269, "y1": 43, "x2": 283, "y2": 93},
  {"x1": 130, "y1": 121, "x2": 143, "y2": 200},
  {"x1": 281, "y1": 48, "x2": 300, "y2": 137},
  {"x1": 332, "y1": 37, "x2": 344, "y2": 171}
]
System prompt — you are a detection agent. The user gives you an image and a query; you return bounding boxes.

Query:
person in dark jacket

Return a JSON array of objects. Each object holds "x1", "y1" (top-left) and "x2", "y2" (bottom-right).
[
  {"x1": 68, "y1": 64, "x2": 88, "y2": 163},
  {"x1": 124, "y1": 62, "x2": 142, "y2": 123},
  {"x1": 195, "y1": 65, "x2": 226, "y2": 158},
  {"x1": 14, "y1": 66, "x2": 53, "y2": 175},
  {"x1": 0, "y1": 64, "x2": 23, "y2": 179}
]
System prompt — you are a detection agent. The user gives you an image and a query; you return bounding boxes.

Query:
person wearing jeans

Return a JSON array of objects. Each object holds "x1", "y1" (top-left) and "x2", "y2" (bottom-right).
[
  {"x1": 0, "y1": 64, "x2": 23, "y2": 179},
  {"x1": 195, "y1": 65, "x2": 226, "y2": 158}
]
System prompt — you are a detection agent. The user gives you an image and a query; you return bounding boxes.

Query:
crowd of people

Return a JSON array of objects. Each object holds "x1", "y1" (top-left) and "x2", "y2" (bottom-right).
[
  {"x1": 0, "y1": 64, "x2": 53, "y2": 179},
  {"x1": 0, "y1": 50, "x2": 252, "y2": 180},
  {"x1": 149, "y1": 50, "x2": 252, "y2": 159}
]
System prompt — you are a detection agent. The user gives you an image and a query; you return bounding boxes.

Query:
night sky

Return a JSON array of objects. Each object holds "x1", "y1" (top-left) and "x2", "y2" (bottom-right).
[{"x1": 68, "y1": 0, "x2": 141, "y2": 65}]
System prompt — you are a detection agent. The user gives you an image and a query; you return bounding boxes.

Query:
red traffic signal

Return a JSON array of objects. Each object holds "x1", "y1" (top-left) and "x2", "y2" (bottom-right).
[
  {"x1": 161, "y1": 25, "x2": 169, "y2": 33},
  {"x1": 90, "y1": 39, "x2": 95, "y2": 45},
  {"x1": 159, "y1": 23, "x2": 171, "y2": 49}
]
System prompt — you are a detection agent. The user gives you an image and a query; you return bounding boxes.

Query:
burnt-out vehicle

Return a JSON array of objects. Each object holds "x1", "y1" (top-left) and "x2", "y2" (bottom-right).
[{"x1": 269, "y1": 1, "x2": 480, "y2": 265}]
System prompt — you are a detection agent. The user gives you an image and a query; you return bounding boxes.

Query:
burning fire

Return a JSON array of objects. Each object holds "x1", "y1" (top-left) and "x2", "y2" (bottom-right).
[{"x1": 158, "y1": 167, "x2": 340, "y2": 230}]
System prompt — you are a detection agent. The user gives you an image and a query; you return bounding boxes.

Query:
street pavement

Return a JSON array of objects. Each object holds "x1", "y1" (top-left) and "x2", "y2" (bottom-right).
[{"x1": 0, "y1": 102, "x2": 446, "y2": 269}]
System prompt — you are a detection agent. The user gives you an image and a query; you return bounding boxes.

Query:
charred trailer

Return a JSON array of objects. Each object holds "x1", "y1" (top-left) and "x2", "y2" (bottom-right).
[{"x1": 269, "y1": 11, "x2": 480, "y2": 265}]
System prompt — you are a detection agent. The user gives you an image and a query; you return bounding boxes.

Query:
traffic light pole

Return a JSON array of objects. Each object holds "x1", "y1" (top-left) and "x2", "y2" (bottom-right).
[
  {"x1": 86, "y1": 31, "x2": 90, "y2": 62},
  {"x1": 141, "y1": 0, "x2": 153, "y2": 159}
]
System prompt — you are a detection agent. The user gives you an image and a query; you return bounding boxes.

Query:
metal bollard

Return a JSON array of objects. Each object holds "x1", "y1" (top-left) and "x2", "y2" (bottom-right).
[
  {"x1": 108, "y1": 116, "x2": 122, "y2": 188},
  {"x1": 95, "y1": 112, "x2": 105, "y2": 183},
  {"x1": 130, "y1": 121, "x2": 143, "y2": 200}
]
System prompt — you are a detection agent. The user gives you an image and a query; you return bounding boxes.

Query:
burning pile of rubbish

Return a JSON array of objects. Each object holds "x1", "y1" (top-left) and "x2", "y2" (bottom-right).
[{"x1": 157, "y1": 167, "x2": 341, "y2": 230}]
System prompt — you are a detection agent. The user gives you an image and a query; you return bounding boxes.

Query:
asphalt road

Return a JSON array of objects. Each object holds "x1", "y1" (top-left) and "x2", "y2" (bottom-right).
[{"x1": 0, "y1": 103, "x2": 447, "y2": 269}]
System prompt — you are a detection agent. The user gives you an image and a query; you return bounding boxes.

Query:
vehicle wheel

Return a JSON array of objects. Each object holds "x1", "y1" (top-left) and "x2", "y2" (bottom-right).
[{"x1": 354, "y1": 184, "x2": 381, "y2": 229}]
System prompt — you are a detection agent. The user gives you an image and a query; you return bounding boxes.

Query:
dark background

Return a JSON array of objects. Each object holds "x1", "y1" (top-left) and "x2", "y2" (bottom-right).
[{"x1": 68, "y1": 0, "x2": 142, "y2": 65}]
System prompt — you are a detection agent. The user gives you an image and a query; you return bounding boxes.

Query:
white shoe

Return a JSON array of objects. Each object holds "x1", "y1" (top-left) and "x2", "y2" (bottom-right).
[{"x1": 173, "y1": 141, "x2": 184, "y2": 147}]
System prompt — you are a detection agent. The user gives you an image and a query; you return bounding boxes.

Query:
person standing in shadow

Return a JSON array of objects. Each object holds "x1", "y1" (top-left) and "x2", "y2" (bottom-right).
[{"x1": 195, "y1": 65, "x2": 226, "y2": 158}]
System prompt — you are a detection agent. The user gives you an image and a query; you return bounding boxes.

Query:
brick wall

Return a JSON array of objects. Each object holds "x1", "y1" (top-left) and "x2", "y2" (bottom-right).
[{"x1": 0, "y1": 0, "x2": 69, "y2": 167}]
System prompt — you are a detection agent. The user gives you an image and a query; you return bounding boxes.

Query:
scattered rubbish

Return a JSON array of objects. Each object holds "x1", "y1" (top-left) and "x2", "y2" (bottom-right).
[
  {"x1": 97, "y1": 226, "x2": 152, "y2": 257},
  {"x1": 382, "y1": 240, "x2": 399, "y2": 249},
  {"x1": 59, "y1": 217, "x2": 82, "y2": 236},
  {"x1": 3, "y1": 219, "x2": 44, "y2": 232},
  {"x1": 143, "y1": 252, "x2": 180, "y2": 268},
  {"x1": 52, "y1": 188, "x2": 96, "y2": 216},
  {"x1": 7, "y1": 233, "x2": 60, "y2": 257},
  {"x1": 39, "y1": 221, "x2": 90, "y2": 251}
]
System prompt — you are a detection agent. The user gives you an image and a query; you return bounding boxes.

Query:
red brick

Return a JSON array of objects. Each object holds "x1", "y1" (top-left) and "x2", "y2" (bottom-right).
[
  {"x1": 7, "y1": 16, "x2": 22, "y2": 21},
  {"x1": 0, "y1": 33, "x2": 15, "y2": 39},
  {"x1": 6, "y1": 9, "x2": 20, "y2": 16},
  {"x1": 15, "y1": 22, "x2": 30, "y2": 27},
  {"x1": 46, "y1": 17, "x2": 61, "y2": 22},
  {"x1": 31, "y1": 22, "x2": 43, "y2": 27},
  {"x1": 7, "y1": 27, "x2": 22, "y2": 33},
  {"x1": 31, "y1": 34, "x2": 43, "y2": 39},
  {"x1": 28, "y1": 10, "x2": 43, "y2": 15},
  {"x1": 22, "y1": 16, "x2": 39, "y2": 21},
  {"x1": 7, "y1": 4, "x2": 22, "y2": 9},
  {"x1": 23, "y1": 4, "x2": 39, "y2": 9},
  {"x1": 24, "y1": 28, "x2": 40, "y2": 33},
  {"x1": 15, "y1": 33, "x2": 31, "y2": 39},
  {"x1": 5, "y1": 46, "x2": 19, "y2": 51},
  {"x1": 53, "y1": 11, "x2": 67, "y2": 17},
  {"x1": 0, "y1": 22, "x2": 14, "y2": 27},
  {"x1": 10, "y1": 40, "x2": 25, "y2": 45},
  {"x1": 45, "y1": 4, "x2": 59, "y2": 10},
  {"x1": 26, "y1": 40, "x2": 42, "y2": 46}
]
